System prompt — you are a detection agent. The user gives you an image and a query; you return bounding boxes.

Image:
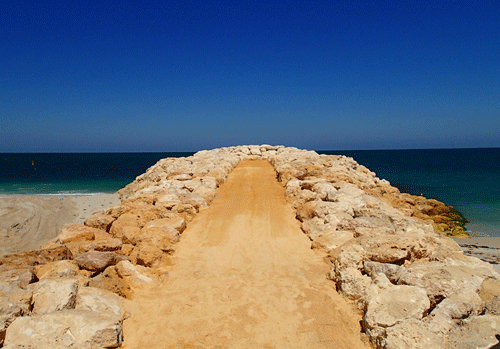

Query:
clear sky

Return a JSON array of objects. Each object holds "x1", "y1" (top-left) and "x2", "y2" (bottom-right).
[{"x1": 1, "y1": 0, "x2": 499, "y2": 152}]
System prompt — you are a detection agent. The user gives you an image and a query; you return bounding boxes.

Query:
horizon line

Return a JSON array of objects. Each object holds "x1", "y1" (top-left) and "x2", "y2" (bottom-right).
[{"x1": 1, "y1": 145, "x2": 500, "y2": 154}]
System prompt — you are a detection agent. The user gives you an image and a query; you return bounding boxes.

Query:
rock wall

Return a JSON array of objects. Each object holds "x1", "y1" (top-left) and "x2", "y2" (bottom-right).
[
  {"x1": 266, "y1": 147, "x2": 500, "y2": 348},
  {"x1": 1, "y1": 145, "x2": 499, "y2": 348}
]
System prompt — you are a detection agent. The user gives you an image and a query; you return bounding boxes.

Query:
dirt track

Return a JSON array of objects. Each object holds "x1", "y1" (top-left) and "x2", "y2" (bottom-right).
[{"x1": 122, "y1": 159, "x2": 369, "y2": 348}]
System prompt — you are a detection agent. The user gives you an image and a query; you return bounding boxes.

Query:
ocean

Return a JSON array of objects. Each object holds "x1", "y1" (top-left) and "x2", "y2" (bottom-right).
[
  {"x1": 318, "y1": 148, "x2": 500, "y2": 237},
  {"x1": 1, "y1": 149, "x2": 499, "y2": 236},
  {"x1": 0, "y1": 152, "x2": 194, "y2": 196}
]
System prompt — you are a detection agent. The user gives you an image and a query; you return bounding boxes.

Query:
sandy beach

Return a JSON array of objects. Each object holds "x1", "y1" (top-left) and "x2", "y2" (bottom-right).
[
  {"x1": 0, "y1": 193, "x2": 120, "y2": 257},
  {"x1": 453, "y1": 237, "x2": 500, "y2": 273}
]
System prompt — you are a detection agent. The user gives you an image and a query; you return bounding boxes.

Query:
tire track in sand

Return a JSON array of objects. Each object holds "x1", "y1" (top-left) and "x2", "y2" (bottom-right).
[{"x1": 122, "y1": 159, "x2": 369, "y2": 349}]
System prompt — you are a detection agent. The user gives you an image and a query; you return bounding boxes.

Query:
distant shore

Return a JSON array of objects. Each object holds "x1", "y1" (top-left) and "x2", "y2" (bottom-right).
[{"x1": 0, "y1": 193, "x2": 120, "y2": 257}]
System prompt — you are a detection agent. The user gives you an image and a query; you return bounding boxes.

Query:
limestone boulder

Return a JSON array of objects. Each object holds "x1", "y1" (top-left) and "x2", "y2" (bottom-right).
[
  {"x1": 284, "y1": 178, "x2": 301, "y2": 193},
  {"x1": 0, "y1": 267, "x2": 35, "y2": 289},
  {"x1": 130, "y1": 242, "x2": 164, "y2": 268},
  {"x1": 35, "y1": 260, "x2": 80, "y2": 280},
  {"x1": 364, "y1": 284, "x2": 430, "y2": 331},
  {"x1": 119, "y1": 244, "x2": 135, "y2": 257},
  {"x1": 84, "y1": 213, "x2": 115, "y2": 232},
  {"x1": 249, "y1": 146, "x2": 261, "y2": 155},
  {"x1": 4, "y1": 309, "x2": 123, "y2": 349},
  {"x1": 1, "y1": 314, "x2": 13, "y2": 346},
  {"x1": 363, "y1": 261, "x2": 402, "y2": 284},
  {"x1": 336, "y1": 267, "x2": 372, "y2": 300},
  {"x1": 93, "y1": 229, "x2": 114, "y2": 241},
  {"x1": 261, "y1": 144, "x2": 282, "y2": 151},
  {"x1": 429, "y1": 236, "x2": 464, "y2": 260},
  {"x1": 486, "y1": 295, "x2": 500, "y2": 315},
  {"x1": 358, "y1": 234, "x2": 440, "y2": 264},
  {"x1": 28, "y1": 278, "x2": 79, "y2": 315},
  {"x1": 207, "y1": 167, "x2": 227, "y2": 186},
  {"x1": 115, "y1": 260, "x2": 152, "y2": 288},
  {"x1": 311, "y1": 230, "x2": 353, "y2": 253},
  {"x1": 109, "y1": 209, "x2": 159, "y2": 237},
  {"x1": 0, "y1": 246, "x2": 72, "y2": 267},
  {"x1": 296, "y1": 201, "x2": 321, "y2": 221},
  {"x1": 382, "y1": 319, "x2": 446, "y2": 349},
  {"x1": 156, "y1": 193, "x2": 181, "y2": 204},
  {"x1": 296, "y1": 189, "x2": 318, "y2": 204},
  {"x1": 183, "y1": 193, "x2": 208, "y2": 211},
  {"x1": 135, "y1": 227, "x2": 175, "y2": 252},
  {"x1": 88, "y1": 272, "x2": 133, "y2": 299},
  {"x1": 480, "y1": 278, "x2": 500, "y2": 301},
  {"x1": 447, "y1": 314, "x2": 500, "y2": 349},
  {"x1": 300, "y1": 217, "x2": 327, "y2": 240},
  {"x1": 193, "y1": 185, "x2": 217, "y2": 203},
  {"x1": 144, "y1": 217, "x2": 186, "y2": 234},
  {"x1": 0, "y1": 282, "x2": 32, "y2": 316},
  {"x1": 311, "y1": 182, "x2": 337, "y2": 201},
  {"x1": 114, "y1": 225, "x2": 141, "y2": 245},
  {"x1": 74, "y1": 252, "x2": 128, "y2": 273},
  {"x1": 170, "y1": 203, "x2": 197, "y2": 221},
  {"x1": 426, "y1": 290, "x2": 484, "y2": 334},
  {"x1": 181, "y1": 178, "x2": 203, "y2": 192},
  {"x1": 350, "y1": 218, "x2": 396, "y2": 238},
  {"x1": 330, "y1": 244, "x2": 366, "y2": 281},
  {"x1": 75, "y1": 286, "x2": 123, "y2": 317},
  {"x1": 170, "y1": 173, "x2": 192, "y2": 181},
  {"x1": 398, "y1": 256, "x2": 499, "y2": 306},
  {"x1": 57, "y1": 223, "x2": 100, "y2": 243},
  {"x1": 81, "y1": 238, "x2": 123, "y2": 252}
]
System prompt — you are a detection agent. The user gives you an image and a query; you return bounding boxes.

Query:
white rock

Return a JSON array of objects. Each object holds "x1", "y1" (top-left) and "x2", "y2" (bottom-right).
[
  {"x1": 312, "y1": 182, "x2": 337, "y2": 201},
  {"x1": 76, "y1": 287, "x2": 123, "y2": 317},
  {"x1": 115, "y1": 260, "x2": 152, "y2": 287},
  {"x1": 4, "y1": 309, "x2": 123, "y2": 349},
  {"x1": 382, "y1": 319, "x2": 446, "y2": 349},
  {"x1": 337, "y1": 267, "x2": 372, "y2": 300},
  {"x1": 29, "y1": 278, "x2": 79, "y2": 315},
  {"x1": 398, "y1": 257, "x2": 497, "y2": 306},
  {"x1": 447, "y1": 314, "x2": 500, "y2": 349},
  {"x1": 426, "y1": 290, "x2": 484, "y2": 334},
  {"x1": 364, "y1": 284, "x2": 430, "y2": 330}
]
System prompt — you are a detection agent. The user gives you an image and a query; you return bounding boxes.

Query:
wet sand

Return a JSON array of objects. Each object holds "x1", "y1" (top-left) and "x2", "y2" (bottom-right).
[
  {"x1": 0, "y1": 193, "x2": 120, "y2": 257},
  {"x1": 453, "y1": 237, "x2": 500, "y2": 274}
]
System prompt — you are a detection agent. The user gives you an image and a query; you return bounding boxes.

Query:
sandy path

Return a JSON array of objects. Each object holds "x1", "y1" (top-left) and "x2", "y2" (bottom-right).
[{"x1": 122, "y1": 160, "x2": 368, "y2": 348}]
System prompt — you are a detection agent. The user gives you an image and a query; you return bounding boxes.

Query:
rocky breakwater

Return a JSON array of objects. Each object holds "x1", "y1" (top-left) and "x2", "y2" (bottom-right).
[
  {"x1": 1, "y1": 144, "x2": 496, "y2": 348},
  {"x1": 267, "y1": 147, "x2": 500, "y2": 348},
  {"x1": 0, "y1": 145, "x2": 278, "y2": 348}
]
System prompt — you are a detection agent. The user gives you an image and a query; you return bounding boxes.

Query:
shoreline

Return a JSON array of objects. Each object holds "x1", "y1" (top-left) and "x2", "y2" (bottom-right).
[
  {"x1": 0, "y1": 193, "x2": 120, "y2": 257},
  {"x1": 1, "y1": 145, "x2": 500, "y2": 347},
  {"x1": 453, "y1": 236, "x2": 500, "y2": 273}
]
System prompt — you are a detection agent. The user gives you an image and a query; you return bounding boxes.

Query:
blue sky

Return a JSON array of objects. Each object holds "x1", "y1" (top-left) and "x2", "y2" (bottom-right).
[{"x1": 1, "y1": 0, "x2": 499, "y2": 152}]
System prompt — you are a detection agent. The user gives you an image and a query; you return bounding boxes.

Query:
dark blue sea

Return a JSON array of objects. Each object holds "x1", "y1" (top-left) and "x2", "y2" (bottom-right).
[
  {"x1": 0, "y1": 153, "x2": 193, "y2": 196},
  {"x1": 319, "y1": 148, "x2": 500, "y2": 237},
  {"x1": 1, "y1": 149, "x2": 499, "y2": 236}
]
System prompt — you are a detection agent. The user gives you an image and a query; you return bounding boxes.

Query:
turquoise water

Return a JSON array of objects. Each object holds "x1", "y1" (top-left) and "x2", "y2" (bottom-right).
[
  {"x1": 0, "y1": 152, "x2": 193, "y2": 195},
  {"x1": 1, "y1": 149, "x2": 499, "y2": 236},
  {"x1": 319, "y1": 148, "x2": 500, "y2": 237}
]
